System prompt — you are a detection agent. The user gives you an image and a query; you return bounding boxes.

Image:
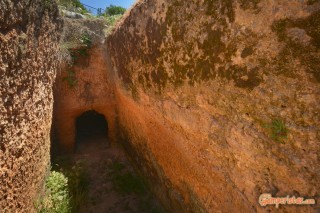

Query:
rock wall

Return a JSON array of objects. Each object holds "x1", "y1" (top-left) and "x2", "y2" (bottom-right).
[
  {"x1": 53, "y1": 46, "x2": 117, "y2": 152},
  {"x1": 0, "y1": 0, "x2": 62, "y2": 211},
  {"x1": 107, "y1": 0, "x2": 320, "y2": 212}
]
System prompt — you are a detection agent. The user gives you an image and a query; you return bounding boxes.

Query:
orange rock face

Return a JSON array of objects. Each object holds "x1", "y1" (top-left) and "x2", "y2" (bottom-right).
[
  {"x1": 53, "y1": 46, "x2": 117, "y2": 152},
  {"x1": 106, "y1": 0, "x2": 320, "y2": 212},
  {"x1": 0, "y1": 0, "x2": 62, "y2": 211}
]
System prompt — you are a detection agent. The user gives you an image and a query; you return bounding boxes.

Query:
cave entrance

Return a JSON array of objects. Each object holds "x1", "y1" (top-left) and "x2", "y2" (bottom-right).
[{"x1": 75, "y1": 110, "x2": 108, "y2": 146}]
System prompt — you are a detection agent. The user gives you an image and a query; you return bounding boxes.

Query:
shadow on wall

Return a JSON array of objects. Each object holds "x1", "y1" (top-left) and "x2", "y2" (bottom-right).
[
  {"x1": 75, "y1": 110, "x2": 109, "y2": 146},
  {"x1": 51, "y1": 109, "x2": 110, "y2": 155}
]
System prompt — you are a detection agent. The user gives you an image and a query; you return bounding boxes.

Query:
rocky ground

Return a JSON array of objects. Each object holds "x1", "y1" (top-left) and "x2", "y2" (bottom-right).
[{"x1": 53, "y1": 135, "x2": 165, "y2": 213}]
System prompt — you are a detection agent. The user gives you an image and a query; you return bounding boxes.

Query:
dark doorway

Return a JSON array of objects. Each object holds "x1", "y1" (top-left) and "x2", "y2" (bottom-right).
[{"x1": 76, "y1": 110, "x2": 108, "y2": 145}]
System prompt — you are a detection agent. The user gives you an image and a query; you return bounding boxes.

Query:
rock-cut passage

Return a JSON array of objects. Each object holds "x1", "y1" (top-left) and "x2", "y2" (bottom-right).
[
  {"x1": 76, "y1": 110, "x2": 108, "y2": 146},
  {"x1": 53, "y1": 109, "x2": 165, "y2": 212}
]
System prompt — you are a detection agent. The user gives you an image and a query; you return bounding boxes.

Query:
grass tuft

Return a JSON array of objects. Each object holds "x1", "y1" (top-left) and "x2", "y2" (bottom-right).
[{"x1": 264, "y1": 119, "x2": 288, "y2": 143}]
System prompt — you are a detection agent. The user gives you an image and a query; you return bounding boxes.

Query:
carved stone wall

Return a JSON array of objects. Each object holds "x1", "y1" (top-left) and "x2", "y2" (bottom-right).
[
  {"x1": 0, "y1": 0, "x2": 62, "y2": 211},
  {"x1": 107, "y1": 0, "x2": 320, "y2": 212}
]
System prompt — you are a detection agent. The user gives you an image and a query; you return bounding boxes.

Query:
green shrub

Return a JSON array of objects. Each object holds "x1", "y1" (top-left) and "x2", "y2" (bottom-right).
[
  {"x1": 36, "y1": 171, "x2": 70, "y2": 213},
  {"x1": 79, "y1": 33, "x2": 92, "y2": 48},
  {"x1": 68, "y1": 33, "x2": 92, "y2": 61},
  {"x1": 51, "y1": 159, "x2": 89, "y2": 212},
  {"x1": 105, "y1": 5, "x2": 126, "y2": 16}
]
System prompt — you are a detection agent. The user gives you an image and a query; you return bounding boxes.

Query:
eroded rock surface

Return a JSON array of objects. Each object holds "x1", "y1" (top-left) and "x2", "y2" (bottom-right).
[
  {"x1": 53, "y1": 46, "x2": 117, "y2": 152},
  {"x1": 107, "y1": 0, "x2": 320, "y2": 212},
  {"x1": 0, "y1": 0, "x2": 62, "y2": 211}
]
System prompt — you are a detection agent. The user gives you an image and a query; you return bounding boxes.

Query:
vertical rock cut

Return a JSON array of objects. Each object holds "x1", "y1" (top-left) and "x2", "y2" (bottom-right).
[{"x1": 0, "y1": 0, "x2": 62, "y2": 211}]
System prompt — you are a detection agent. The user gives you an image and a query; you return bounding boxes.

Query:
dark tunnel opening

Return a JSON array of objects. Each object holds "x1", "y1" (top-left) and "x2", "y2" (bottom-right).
[{"x1": 75, "y1": 110, "x2": 108, "y2": 146}]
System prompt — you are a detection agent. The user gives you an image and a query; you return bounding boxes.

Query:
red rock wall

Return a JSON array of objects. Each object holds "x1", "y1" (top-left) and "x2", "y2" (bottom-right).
[
  {"x1": 53, "y1": 46, "x2": 117, "y2": 152},
  {"x1": 0, "y1": 0, "x2": 62, "y2": 211},
  {"x1": 107, "y1": 0, "x2": 320, "y2": 212}
]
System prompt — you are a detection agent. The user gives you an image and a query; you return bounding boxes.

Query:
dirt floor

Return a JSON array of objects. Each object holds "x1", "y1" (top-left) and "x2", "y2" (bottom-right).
[{"x1": 53, "y1": 135, "x2": 165, "y2": 213}]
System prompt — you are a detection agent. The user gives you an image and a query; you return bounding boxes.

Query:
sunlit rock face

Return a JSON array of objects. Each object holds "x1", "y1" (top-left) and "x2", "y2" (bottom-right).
[
  {"x1": 0, "y1": 0, "x2": 62, "y2": 211},
  {"x1": 52, "y1": 46, "x2": 117, "y2": 153},
  {"x1": 107, "y1": 0, "x2": 320, "y2": 212}
]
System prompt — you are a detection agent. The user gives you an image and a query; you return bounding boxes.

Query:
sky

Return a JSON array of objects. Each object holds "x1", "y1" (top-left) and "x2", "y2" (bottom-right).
[{"x1": 80, "y1": 0, "x2": 136, "y2": 10}]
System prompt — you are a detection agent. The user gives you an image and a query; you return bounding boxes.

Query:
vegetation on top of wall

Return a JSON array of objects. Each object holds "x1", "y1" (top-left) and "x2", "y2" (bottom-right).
[
  {"x1": 58, "y1": 2, "x2": 125, "y2": 88},
  {"x1": 60, "y1": 27, "x2": 93, "y2": 63},
  {"x1": 56, "y1": 0, "x2": 89, "y2": 14},
  {"x1": 69, "y1": 33, "x2": 92, "y2": 61},
  {"x1": 60, "y1": 32, "x2": 92, "y2": 88},
  {"x1": 104, "y1": 5, "x2": 126, "y2": 16},
  {"x1": 102, "y1": 5, "x2": 126, "y2": 34}
]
